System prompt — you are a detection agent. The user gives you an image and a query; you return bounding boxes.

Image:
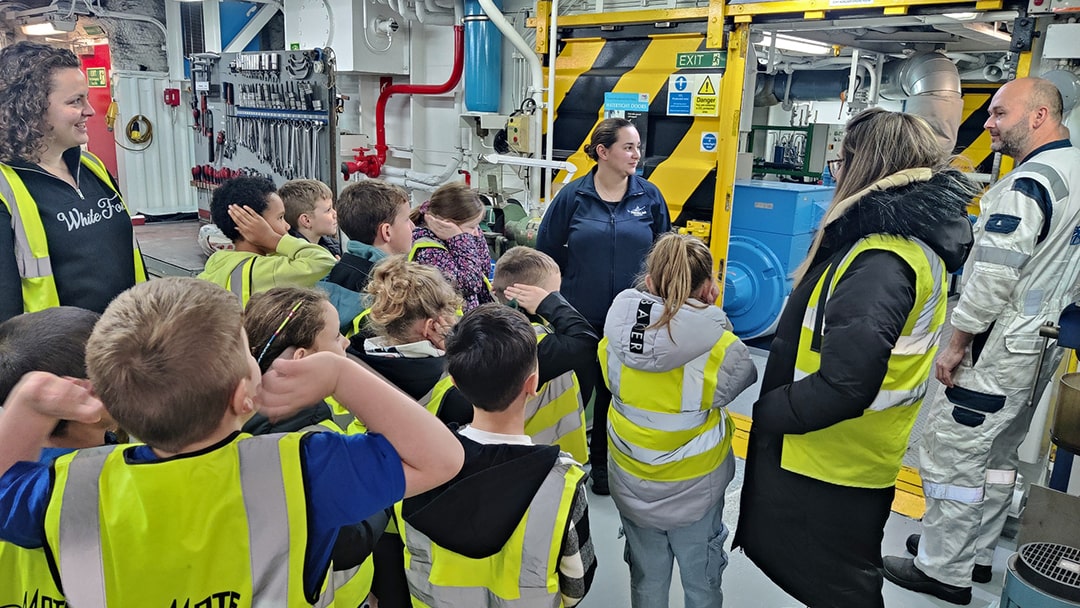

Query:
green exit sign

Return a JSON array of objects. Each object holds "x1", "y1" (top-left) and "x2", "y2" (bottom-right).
[{"x1": 676, "y1": 51, "x2": 726, "y2": 69}]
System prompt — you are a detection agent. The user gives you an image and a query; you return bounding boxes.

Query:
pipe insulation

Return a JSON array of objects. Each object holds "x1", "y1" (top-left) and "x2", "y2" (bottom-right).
[{"x1": 879, "y1": 52, "x2": 963, "y2": 153}]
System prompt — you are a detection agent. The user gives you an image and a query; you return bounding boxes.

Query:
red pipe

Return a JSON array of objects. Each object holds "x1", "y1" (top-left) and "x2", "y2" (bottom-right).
[{"x1": 363, "y1": 24, "x2": 464, "y2": 178}]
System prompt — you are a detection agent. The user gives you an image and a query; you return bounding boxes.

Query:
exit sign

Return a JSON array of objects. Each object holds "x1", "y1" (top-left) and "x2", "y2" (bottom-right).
[{"x1": 676, "y1": 52, "x2": 726, "y2": 69}]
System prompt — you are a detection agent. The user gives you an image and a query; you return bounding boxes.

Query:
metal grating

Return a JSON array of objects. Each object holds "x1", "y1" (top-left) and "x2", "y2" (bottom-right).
[
  {"x1": 180, "y1": 2, "x2": 205, "y2": 58},
  {"x1": 1017, "y1": 542, "x2": 1080, "y2": 603}
]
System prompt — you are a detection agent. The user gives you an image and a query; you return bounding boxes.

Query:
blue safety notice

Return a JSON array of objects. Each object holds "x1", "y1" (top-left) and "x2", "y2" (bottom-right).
[
  {"x1": 668, "y1": 92, "x2": 692, "y2": 115},
  {"x1": 701, "y1": 132, "x2": 717, "y2": 152}
]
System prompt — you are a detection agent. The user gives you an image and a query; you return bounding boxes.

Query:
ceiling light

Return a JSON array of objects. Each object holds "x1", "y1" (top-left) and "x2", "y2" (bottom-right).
[
  {"x1": 22, "y1": 22, "x2": 65, "y2": 36},
  {"x1": 759, "y1": 33, "x2": 832, "y2": 56},
  {"x1": 943, "y1": 12, "x2": 979, "y2": 20}
]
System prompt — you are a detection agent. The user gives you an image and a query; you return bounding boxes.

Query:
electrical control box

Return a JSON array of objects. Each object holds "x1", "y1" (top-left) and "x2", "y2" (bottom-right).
[
  {"x1": 283, "y1": 0, "x2": 410, "y2": 75},
  {"x1": 823, "y1": 124, "x2": 845, "y2": 163},
  {"x1": 506, "y1": 115, "x2": 532, "y2": 154}
]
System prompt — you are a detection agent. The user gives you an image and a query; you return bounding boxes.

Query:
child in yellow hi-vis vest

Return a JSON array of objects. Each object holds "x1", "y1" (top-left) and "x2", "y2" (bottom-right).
[
  {"x1": 0, "y1": 277, "x2": 463, "y2": 607},
  {"x1": 397, "y1": 304, "x2": 596, "y2": 608},
  {"x1": 492, "y1": 246, "x2": 597, "y2": 465},
  {"x1": 599, "y1": 233, "x2": 756, "y2": 608},
  {"x1": 198, "y1": 176, "x2": 335, "y2": 304},
  {"x1": 242, "y1": 286, "x2": 384, "y2": 608},
  {"x1": 0, "y1": 307, "x2": 119, "y2": 608}
]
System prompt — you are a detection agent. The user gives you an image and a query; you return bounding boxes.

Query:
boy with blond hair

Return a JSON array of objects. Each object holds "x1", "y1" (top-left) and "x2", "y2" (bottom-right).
[
  {"x1": 397, "y1": 304, "x2": 595, "y2": 607},
  {"x1": 280, "y1": 179, "x2": 342, "y2": 257},
  {"x1": 0, "y1": 278, "x2": 463, "y2": 606},
  {"x1": 492, "y1": 246, "x2": 596, "y2": 463}
]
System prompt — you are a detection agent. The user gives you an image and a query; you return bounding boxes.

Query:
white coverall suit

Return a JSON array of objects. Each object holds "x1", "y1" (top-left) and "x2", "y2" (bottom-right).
[{"x1": 917, "y1": 142, "x2": 1080, "y2": 587}]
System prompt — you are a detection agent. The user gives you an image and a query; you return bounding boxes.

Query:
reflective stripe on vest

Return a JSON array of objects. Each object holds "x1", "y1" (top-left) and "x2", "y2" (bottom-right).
[
  {"x1": 326, "y1": 396, "x2": 354, "y2": 431},
  {"x1": 599, "y1": 327, "x2": 739, "y2": 483},
  {"x1": 526, "y1": 328, "x2": 588, "y2": 463},
  {"x1": 227, "y1": 257, "x2": 258, "y2": 305},
  {"x1": 346, "y1": 307, "x2": 373, "y2": 339},
  {"x1": 409, "y1": 238, "x2": 495, "y2": 292},
  {"x1": 397, "y1": 458, "x2": 584, "y2": 608},
  {"x1": 0, "y1": 152, "x2": 146, "y2": 313},
  {"x1": 782, "y1": 234, "x2": 946, "y2": 488},
  {"x1": 47, "y1": 435, "x2": 329, "y2": 606},
  {"x1": 423, "y1": 375, "x2": 457, "y2": 417}
]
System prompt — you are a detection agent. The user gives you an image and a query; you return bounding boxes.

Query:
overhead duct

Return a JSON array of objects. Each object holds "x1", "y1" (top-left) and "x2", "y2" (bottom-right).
[
  {"x1": 754, "y1": 69, "x2": 859, "y2": 108},
  {"x1": 879, "y1": 52, "x2": 963, "y2": 153}
]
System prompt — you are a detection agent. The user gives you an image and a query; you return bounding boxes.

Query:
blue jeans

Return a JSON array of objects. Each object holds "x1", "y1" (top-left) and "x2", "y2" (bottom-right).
[{"x1": 620, "y1": 500, "x2": 728, "y2": 608}]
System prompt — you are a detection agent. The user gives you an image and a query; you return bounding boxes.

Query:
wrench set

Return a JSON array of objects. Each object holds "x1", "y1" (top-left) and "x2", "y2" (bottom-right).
[{"x1": 189, "y1": 49, "x2": 337, "y2": 222}]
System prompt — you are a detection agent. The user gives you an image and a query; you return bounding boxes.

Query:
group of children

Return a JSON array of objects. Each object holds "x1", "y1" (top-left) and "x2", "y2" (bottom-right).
[{"x1": 0, "y1": 174, "x2": 757, "y2": 608}]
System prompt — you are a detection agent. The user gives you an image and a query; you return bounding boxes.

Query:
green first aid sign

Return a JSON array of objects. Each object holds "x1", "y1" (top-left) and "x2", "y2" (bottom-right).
[{"x1": 86, "y1": 67, "x2": 107, "y2": 88}]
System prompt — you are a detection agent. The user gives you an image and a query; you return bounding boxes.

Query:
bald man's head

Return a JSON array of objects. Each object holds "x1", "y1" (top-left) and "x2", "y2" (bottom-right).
[
  {"x1": 1025, "y1": 78, "x2": 1064, "y2": 122},
  {"x1": 985, "y1": 77, "x2": 1068, "y2": 160}
]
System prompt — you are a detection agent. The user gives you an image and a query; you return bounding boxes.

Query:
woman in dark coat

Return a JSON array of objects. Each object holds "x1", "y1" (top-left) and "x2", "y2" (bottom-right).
[{"x1": 733, "y1": 108, "x2": 977, "y2": 608}]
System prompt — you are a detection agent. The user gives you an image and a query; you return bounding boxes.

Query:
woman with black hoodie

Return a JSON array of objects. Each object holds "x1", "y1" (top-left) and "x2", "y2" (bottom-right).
[{"x1": 733, "y1": 108, "x2": 978, "y2": 608}]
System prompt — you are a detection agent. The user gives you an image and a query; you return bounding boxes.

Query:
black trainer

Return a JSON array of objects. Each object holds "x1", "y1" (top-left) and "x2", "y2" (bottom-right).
[
  {"x1": 882, "y1": 556, "x2": 972, "y2": 605},
  {"x1": 905, "y1": 533, "x2": 993, "y2": 583},
  {"x1": 589, "y1": 465, "x2": 609, "y2": 496}
]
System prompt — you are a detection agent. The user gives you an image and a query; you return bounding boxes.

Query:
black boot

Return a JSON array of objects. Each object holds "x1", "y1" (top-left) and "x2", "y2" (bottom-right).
[
  {"x1": 905, "y1": 534, "x2": 993, "y2": 583},
  {"x1": 882, "y1": 556, "x2": 972, "y2": 605}
]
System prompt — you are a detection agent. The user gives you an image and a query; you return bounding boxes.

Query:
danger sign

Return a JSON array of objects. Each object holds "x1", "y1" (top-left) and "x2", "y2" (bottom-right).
[{"x1": 666, "y1": 73, "x2": 720, "y2": 117}]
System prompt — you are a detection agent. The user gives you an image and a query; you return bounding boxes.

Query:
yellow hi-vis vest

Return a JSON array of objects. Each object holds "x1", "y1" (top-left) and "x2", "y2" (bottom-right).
[
  {"x1": 527, "y1": 326, "x2": 588, "y2": 463},
  {"x1": 599, "y1": 331, "x2": 738, "y2": 483},
  {"x1": 0, "y1": 541, "x2": 64, "y2": 607},
  {"x1": 345, "y1": 307, "x2": 373, "y2": 339},
  {"x1": 346, "y1": 375, "x2": 456, "y2": 435},
  {"x1": 408, "y1": 237, "x2": 495, "y2": 292},
  {"x1": 782, "y1": 234, "x2": 947, "y2": 488},
  {"x1": 0, "y1": 151, "x2": 147, "y2": 313},
  {"x1": 395, "y1": 457, "x2": 585, "y2": 608},
  {"x1": 44, "y1": 434, "x2": 334, "y2": 607},
  {"x1": 227, "y1": 256, "x2": 258, "y2": 305}
]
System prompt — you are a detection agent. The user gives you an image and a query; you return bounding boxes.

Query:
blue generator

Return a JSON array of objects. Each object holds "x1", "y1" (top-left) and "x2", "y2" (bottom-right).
[{"x1": 723, "y1": 180, "x2": 834, "y2": 338}]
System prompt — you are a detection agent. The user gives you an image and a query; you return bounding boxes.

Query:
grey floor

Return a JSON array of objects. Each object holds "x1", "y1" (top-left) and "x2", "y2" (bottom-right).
[{"x1": 582, "y1": 348, "x2": 1013, "y2": 608}]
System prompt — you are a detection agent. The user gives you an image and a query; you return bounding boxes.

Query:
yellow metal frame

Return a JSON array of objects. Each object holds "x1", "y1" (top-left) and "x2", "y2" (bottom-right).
[
  {"x1": 556, "y1": 7, "x2": 709, "y2": 28},
  {"x1": 723, "y1": 0, "x2": 1003, "y2": 22},
  {"x1": 711, "y1": 19, "x2": 745, "y2": 301},
  {"x1": 529, "y1": 1, "x2": 551, "y2": 54}
]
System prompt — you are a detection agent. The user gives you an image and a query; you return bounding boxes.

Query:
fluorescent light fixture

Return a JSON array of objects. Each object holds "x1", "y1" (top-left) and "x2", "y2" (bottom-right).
[
  {"x1": 22, "y1": 22, "x2": 64, "y2": 36},
  {"x1": 760, "y1": 33, "x2": 832, "y2": 56},
  {"x1": 943, "y1": 12, "x2": 979, "y2": 20}
]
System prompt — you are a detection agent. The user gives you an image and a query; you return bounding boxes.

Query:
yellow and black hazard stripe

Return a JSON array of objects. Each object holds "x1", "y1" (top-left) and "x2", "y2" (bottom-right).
[
  {"x1": 549, "y1": 24, "x2": 723, "y2": 225},
  {"x1": 953, "y1": 83, "x2": 1000, "y2": 174}
]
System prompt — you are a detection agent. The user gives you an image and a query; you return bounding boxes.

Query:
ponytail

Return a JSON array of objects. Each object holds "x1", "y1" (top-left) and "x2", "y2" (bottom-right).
[{"x1": 642, "y1": 233, "x2": 713, "y2": 334}]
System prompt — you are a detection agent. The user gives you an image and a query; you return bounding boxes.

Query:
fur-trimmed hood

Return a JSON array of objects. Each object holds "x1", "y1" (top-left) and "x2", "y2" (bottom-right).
[{"x1": 819, "y1": 168, "x2": 975, "y2": 272}]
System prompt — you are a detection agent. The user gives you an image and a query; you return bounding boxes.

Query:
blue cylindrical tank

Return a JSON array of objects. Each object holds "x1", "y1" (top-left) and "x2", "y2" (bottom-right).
[{"x1": 464, "y1": 0, "x2": 502, "y2": 113}]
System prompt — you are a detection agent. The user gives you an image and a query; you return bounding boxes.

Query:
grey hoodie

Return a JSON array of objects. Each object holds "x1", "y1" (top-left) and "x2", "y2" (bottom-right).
[{"x1": 602, "y1": 288, "x2": 757, "y2": 529}]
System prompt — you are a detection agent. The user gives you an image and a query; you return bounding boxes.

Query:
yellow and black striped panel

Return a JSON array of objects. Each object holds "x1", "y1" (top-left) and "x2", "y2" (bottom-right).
[
  {"x1": 549, "y1": 28, "x2": 722, "y2": 225},
  {"x1": 954, "y1": 84, "x2": 1000, "y2": 174}
]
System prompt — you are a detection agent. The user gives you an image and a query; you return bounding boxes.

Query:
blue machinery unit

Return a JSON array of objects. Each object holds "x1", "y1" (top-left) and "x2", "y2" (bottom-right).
[
  {"x1": 723, "y1": 180, "x2": 834, "y2": 338},
  {"x1": 1002, "y1": 543, "x2": 1080, "y2": 607}
]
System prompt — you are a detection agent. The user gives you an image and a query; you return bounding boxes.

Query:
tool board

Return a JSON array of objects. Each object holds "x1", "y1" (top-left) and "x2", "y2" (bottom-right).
[{"x1": 189, "y1": 49, "x2": 338, "y2": 221}]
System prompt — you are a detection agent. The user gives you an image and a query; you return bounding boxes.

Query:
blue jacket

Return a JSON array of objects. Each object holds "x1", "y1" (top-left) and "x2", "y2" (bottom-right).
[{"x1": 536, "y1": 169, "x2": 670, "y2": 328}]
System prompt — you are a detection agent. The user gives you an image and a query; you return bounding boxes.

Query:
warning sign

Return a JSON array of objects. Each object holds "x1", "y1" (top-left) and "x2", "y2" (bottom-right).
[
  {"x1": 694, "y1": 96, "x2": 717, "y2": 115},
  {"x1": 666, "y1": 73, "x2": 720, "y2": 117}
]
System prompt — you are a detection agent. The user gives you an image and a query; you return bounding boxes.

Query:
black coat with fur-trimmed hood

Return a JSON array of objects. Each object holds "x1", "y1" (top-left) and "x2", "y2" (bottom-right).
[{"x1": 732, "y1": 169, "x2": 974, "y2": 608}]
